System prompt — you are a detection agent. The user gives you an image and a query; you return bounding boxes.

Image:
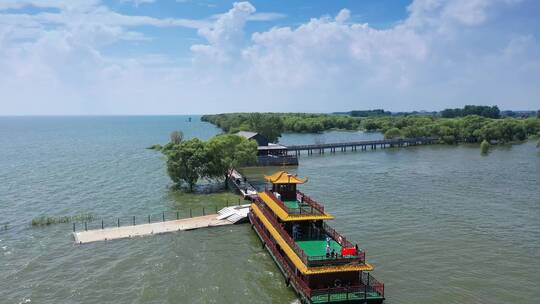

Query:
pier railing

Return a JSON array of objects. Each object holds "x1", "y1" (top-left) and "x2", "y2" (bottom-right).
[
  {"x1": 287, "y1": 136, "x2": 438, "y2": 151},
  {"x1": 254, "y1": 198, "x2": 365, "y2": 267},
  {"x1": 70, "y1": 199, "x2": 246, "y2": 232}
]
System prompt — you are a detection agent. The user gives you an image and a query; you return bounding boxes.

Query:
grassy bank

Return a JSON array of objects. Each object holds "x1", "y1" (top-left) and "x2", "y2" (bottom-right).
[{"x1": 31, "y1": 213, "x2": 95, "y2": 226}]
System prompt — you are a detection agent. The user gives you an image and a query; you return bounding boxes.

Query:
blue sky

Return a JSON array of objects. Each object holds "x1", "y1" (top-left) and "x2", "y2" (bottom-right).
[{"x1": 1, "y1": 0, "x2": 539, "y2": 115}]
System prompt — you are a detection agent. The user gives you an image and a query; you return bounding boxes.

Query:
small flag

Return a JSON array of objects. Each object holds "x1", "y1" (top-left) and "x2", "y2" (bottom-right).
[{"x1": 341, "y1": 247, "x2": 357, "y2": 256}]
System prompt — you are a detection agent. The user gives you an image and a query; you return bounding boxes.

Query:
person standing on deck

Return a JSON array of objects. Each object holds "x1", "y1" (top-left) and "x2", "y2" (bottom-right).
[{"x1": 326, "y1": 244, "x2": 331, "y2": 257}]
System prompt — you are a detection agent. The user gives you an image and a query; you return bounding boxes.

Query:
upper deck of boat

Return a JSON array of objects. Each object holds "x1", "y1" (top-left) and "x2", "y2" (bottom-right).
[
  {"x1": 251, "y1": 192, "x2": 371, "y2": 273},
  {"x1": 258, "y1": 190, "x2": 334, "y2": 222}
]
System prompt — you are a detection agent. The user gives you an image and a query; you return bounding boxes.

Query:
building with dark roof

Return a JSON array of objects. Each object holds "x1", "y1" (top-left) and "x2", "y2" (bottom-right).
[
  {"x1": 236, "y1": 131, "x2": 269, "y2": 147},
  {"x1": 236, "y1": 131, "x2": 297, "y2": 166}
]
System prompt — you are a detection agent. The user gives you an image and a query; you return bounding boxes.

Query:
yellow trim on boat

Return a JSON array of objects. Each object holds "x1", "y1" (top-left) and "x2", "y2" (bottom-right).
[
  {"x1": 251, "y1": 203, "x2": 373, "y2": 275},
  {"x1": 258, "y1": 192, "x2": 334, "y2": 222}
]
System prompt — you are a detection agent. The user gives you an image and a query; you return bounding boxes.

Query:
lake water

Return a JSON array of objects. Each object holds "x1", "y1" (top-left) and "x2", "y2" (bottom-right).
[{"x1": 1, "y1": 116, "x2": 539, "y2": 304}]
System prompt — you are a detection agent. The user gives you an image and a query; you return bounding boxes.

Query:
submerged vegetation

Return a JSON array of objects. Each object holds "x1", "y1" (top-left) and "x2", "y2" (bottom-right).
[
  {"x1": 202, "y1": 112, "x2": 540, "y2": 145},
  {"x1": 146, "y1": 144, "x2": 163, "y2": 150},
  {"x1": 157, "y1": 133, "x2": 257, "y2": 192},
  {"x1": 31, "y1": 213, "x2": 95, "y2": 226},
  {"x1": 480, "y1": 140, "x2": 490, "y2": 154}
]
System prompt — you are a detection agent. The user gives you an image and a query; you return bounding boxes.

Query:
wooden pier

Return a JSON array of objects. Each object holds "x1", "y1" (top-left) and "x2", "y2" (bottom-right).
[
  {"x1": 73, "y1": 205, "x2": 250, "y2": 244},
  {"x1": 286, "y1": 137, "x2": 437, "y2": 155}
]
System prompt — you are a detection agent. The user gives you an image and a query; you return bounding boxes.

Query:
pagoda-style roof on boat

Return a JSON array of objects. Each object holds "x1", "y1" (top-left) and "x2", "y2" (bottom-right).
[{"x1": 264, "y1": 171, "x2": 307, "y2": 184}]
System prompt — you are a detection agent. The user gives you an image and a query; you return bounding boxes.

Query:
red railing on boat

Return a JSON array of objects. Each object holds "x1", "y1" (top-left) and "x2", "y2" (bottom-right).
[
  {"x1": 263, "y1": 190, "x2": 325, "y2": 216},
  {"x1": 310, "y1": 279, "x2": 385, "y2": 301},
  {"x1": 250, "y1": 212, "x2": 384, "y2": 300},
  {"x1": 296, "y1": 191, "x2": 325, "y2": 214},
  {"x1": 253, "y1": 198, "x2": 365, "y2": 267},
  {"x1": 362, "y1": 271, "x2": 385, "y2": 297}
]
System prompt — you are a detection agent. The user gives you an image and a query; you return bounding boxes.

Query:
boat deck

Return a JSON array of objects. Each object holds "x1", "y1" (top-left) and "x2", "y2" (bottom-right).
[
  {"x1": 284, "y1": 200, "x2": 300, "y2": 209},
  {"x1": 284, "y1": 200, "x2": 318, "y2": 214},
  {"x1": 311, "y1": 291, "x2": 383, "y2": 303},
  {"x1": 296, "y1": 239, "x2": 342, "y2": 259}
]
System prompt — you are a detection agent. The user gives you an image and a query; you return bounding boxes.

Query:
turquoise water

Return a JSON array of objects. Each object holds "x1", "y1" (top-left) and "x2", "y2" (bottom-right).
[{"x1": 1, "y1": 116, "x2": 539, "y2": 304}]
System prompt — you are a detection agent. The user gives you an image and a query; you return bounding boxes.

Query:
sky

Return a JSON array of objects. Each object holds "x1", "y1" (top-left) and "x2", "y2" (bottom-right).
[{"x1": 0, "y1": 0, "x2": 539, "y2": 115}]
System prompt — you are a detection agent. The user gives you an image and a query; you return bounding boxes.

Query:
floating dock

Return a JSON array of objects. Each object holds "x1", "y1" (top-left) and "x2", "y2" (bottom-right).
[{"x1": 73, "y1": 204, "x2": 250, "y2": 244}]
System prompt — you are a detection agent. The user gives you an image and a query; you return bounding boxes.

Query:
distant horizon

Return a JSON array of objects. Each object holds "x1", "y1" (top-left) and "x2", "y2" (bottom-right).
[{"x1": 0, "y1": 108, "x2": 538, "y2": 117}]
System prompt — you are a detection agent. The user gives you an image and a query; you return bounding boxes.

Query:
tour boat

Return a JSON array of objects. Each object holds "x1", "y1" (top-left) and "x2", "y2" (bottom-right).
[{"x1": 248, "y1": 171, "x2": 385, "y2": 303}]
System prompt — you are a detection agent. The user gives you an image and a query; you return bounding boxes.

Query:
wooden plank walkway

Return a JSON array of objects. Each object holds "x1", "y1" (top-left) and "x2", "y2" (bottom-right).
[
  {"x1": 74, "y1": 214, "x2": 231, "y2": 244},
  {"x1": 286, "y1": 137, "x2": 438, "y2": 155}
]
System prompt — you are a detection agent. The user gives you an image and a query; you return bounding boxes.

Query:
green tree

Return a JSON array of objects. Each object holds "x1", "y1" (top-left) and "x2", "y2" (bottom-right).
[
  {"x1": 205, "y1": 135, "x2": 257, "y2": 188},
  {"x1": 247, "y1": 113, "x2": 284, "y2": 143},
  {"x1": 460, "y1": 115, "x2": 487, "y2": 142},
  {"x1": 384, "y1": 127, "x2": 402, "y2": 139},
  {"x1": 480, "y1": 140, "x2": 490, "y2": 154},
  {"x1": 165, "y1": 138, "x2": 207, "y2": 192}
]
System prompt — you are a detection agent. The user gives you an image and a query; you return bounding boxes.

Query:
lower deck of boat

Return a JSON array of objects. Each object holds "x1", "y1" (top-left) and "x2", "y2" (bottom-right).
[{"x1": 311, "y1": 292, "x2": 383, "y2": 303}]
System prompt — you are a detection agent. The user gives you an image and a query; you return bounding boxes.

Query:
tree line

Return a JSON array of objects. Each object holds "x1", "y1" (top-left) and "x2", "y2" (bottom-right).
[
  {"x1": 150, "y1": 131, "x2": 258, "y2": 192},
  {"x1": 349, "y1": 109, "x2": 391, "y2": 117},
  {"x1": 337, "y1": 105, "x2": 508, "y2": 118},
  {"x1": 201, "y1": 112, "x2": 540, "y2": 145},
  {"x1": 441, "y1": 105, "x2": 501, "y2": 118},
  {"x1": 379, "y1": 115, "x2": 540, "y2": 144},
  {"x1": 202, "y1": 112, "x2": 363, "y2": 139}
]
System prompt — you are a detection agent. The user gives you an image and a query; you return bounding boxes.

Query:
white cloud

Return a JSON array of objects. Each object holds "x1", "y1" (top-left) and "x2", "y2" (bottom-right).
[
  {"x1": 120, "y1": 0, "x2": 156, "y2": 7},
  {"x1": 191, "y1": 1, "x2": 255, "y2": 64},
  {"x1": 0, "y1": 0, "x2": 538, "y2": 115},
  {"x1": 240, "y1": 9, "x2": 428, "y2": 88},
  {"x1": 335, "y1": 9, "x2": 350, "y2": 24}
]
